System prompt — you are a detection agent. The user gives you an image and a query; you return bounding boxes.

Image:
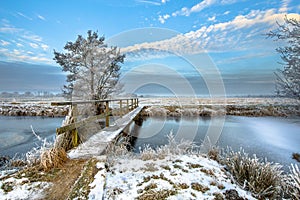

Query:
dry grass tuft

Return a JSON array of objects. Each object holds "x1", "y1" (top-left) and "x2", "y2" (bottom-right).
[
  {"x1": 208, "y1": 146, "x2": 220, "y2": 161},
  {"x1": 40, "y1": 147, "x2": 68, "y2": 171},
  {"x1": 222, "y1": 148, "x2": 283, "y2": 199},
  {"x1": 285, "y1": 164, "x2": 300, "y2": 199},
  {"x1": 137, "y1": 189, "x2": 177, "y2": 200},
  {"x1": 191, "y1": 182, "x2": 210, "y2": 193}
]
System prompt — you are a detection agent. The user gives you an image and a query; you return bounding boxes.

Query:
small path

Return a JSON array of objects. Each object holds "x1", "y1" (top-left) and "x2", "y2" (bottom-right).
[{"x1": 43, "y1": 159, "x2": 87, "y2": 200}]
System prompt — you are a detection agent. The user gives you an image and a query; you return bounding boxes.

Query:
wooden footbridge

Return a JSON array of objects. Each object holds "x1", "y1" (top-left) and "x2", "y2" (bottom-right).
[{"x1": 51, "y1": 98, "x2": 143, "y2": 158}]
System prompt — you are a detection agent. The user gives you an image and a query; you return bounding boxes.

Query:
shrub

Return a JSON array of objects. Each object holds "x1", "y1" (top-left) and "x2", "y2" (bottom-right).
[
  {"x1": 40, "y1": 147, "x2": 68, "y2": 171},
  {"x1": 285, "y1": 164, "x2": 300, "y2": 199},
  {"x1": 222, "y1": 148, "x2": 283, "y2": 199}
]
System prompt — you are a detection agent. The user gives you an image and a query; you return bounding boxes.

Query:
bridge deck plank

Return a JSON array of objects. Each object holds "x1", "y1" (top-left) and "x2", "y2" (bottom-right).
[{"x1": 68, "y1": 106, "x2": 144, "y2": 159}]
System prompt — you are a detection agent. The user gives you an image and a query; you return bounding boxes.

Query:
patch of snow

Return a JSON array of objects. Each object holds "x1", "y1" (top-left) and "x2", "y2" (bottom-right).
[
  {"x1": 0, "y1": 176, "x2": 50, "y2": 200},
  {"x1": 89, "y1": 159, "x2": 107, "y2": 200},
  {"x1": 99, "y1": 154, "x2": 256, "y2": 199}
]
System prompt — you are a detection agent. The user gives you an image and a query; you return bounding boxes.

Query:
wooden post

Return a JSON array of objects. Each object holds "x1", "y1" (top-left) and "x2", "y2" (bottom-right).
[
  {"x1": 105, "y1": 101, "x2": 109, "y2": 127},
  {"x1": 71, "y1": 104, "x2": 78, "y2": 147},
  {"x1": 126, "y1": 99, "x2": 129, "y2": 113},
  {"x1": 72, "y1": 104, "x2": 78, "y2": 122},
  {"x1": 137, "y1": 98, "x2": 139, "y2": 107},
  {"x1": 120, "y1": 100, "x2": 123, "y2": 116},
  {"x1": 131, "y1": 99, "x2": 133, "y2": 110}
]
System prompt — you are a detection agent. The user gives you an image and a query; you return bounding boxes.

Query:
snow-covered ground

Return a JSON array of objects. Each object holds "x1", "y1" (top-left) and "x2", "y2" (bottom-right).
[
  {"x1": 0, "y1": 175, "x2": 50, "y2": 200},
  {"x1": 93, "y1": 154, "x2": 256, "y2": 200},
  {"x1": 0, "y1": 153, "x2": 256, "y2": 200}
]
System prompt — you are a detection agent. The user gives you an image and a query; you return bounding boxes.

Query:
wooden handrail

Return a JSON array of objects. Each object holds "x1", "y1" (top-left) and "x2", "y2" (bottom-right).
[
  {"x1": 51, "y1": 98, "x2": 138, "y2": 106},
  {"x1": 52, "y1": 98, "x2": 139, "y2": 148}
]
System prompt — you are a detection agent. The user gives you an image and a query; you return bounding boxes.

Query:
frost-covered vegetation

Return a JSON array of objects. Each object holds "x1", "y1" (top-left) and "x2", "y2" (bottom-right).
[
  {"x1": 267, "y1": 16, "x2": 300, "y2": 99},
  {"x1": 105, "y1": 133, "x2": 300, "y2": 200},
  {"x1": 54, "y1": 30, "x2": 124, "y2": 101},
  {"x1": 1, "y1": 131, "x2": 299, "y2": 199}
]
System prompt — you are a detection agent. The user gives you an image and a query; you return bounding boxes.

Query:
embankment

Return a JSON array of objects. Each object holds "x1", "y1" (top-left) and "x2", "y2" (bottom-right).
[{"x1": 0, "y1": 103, "x2": 68, "y2": 117}]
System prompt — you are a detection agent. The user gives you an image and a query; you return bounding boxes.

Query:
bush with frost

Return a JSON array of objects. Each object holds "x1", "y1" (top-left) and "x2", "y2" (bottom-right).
[{"x1": 222, "y1": 148, "x2": 284, "y2": 199}]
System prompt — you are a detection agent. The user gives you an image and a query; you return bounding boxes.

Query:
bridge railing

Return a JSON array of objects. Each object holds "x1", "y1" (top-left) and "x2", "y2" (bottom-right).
[{"x1": 51, "y1": 98, "x2": 139, "y2": 148}]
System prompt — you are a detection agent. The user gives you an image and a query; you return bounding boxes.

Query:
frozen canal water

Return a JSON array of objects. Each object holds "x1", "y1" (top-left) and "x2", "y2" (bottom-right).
[
  {"x1": 0, "y1": 116, "x2": 63, "y2": 157},
  {"x1": 127, "y1": 116, "x2": 300, "y2": 170}
]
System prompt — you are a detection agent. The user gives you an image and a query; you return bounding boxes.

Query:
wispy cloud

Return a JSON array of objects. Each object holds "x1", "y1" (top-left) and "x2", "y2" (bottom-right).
[
  {"x1": 29, "y1": 43, "x2": 39, "y2": 49},
  {"x1": 158, "y1": 14, "x2": 170, "y2": 24},
  {"x1": 37, "y1": 14, "x2": 46, "y2": 21},
  {"x1": 0, "y1": 48, "x2": 52, "y2": 64},
  {"x1": 121, "y1": 10, "x2": 300, "y2": 61},
  {"x1": 279, "y1": 0, "x2": 290, "y2": 13},
  {"x1": 136, "y1": 0, "x2": 161, "y2": 6},
  {"x1": 41, "y1": 44, "x2": 49, "y2": 51},
  {"x1": 0, "y1": 20, "x2": 52, "y2": 64},
  {"x1": 172, "y1": 0, "x2": 217, "y2": 17},
  {"x1": 208, "y1": 15, "x2": 216, "y2": 22},
  {"x1": 17, "y1": 12, "x2": 32, "y2": 20},
  {"x1": 22, "y1": 34, "x2": 43, "y2": 42},
  {"x1": 0, "y1": 40, "x2": 10, "y2": 46}
]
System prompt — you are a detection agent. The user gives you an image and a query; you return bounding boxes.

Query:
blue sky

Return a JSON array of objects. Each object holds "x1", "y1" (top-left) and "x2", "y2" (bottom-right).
[{"x1": 0, "y1": 0, "x2": 299, "y2": 96}]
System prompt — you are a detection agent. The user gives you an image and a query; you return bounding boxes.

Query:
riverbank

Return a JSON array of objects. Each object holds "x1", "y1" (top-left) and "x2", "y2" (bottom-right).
[
  {"x1": 1, "y1": 97, "x2": 299, "y2": 117},
  {"x1": 0, "y1": 103, "x2": 68, "y2": 117},
  {"x1": 139, "y1": 97, "x2": 300, "y2": 117}
]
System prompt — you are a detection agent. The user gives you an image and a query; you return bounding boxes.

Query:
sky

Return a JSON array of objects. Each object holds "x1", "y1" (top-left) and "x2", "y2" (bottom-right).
[{"x1": 0, "y1": 0, "x2": 299, "y2": 96}]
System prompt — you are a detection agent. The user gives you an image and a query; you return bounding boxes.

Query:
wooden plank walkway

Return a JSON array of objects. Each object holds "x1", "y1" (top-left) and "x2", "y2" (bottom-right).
[{"x1": 68, "y1": 106, "x2": 144, "y2": 159}]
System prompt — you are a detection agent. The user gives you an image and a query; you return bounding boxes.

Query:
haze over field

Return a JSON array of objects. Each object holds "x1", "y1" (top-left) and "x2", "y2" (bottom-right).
[{"x1": 0, "y1": 0, "x2": 299, "y2": 96}]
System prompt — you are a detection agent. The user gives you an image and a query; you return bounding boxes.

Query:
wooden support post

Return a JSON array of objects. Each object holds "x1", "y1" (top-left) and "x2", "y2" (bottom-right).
[
  {"x1": 72, "y1": 129, "x2": 78, "y2": 147},
  {"x1": 105, "y1": 101, "x2": 109, "y2": 127},
  {"x1": 131, "y1": 99, "x2": 133, "y2": 110},
  {"x1": 71, "y1": 104, "x2": 78, "y2": 147},
  {"x1": 126, "y1": 99, "x2": 129, "y2": 113},
  {"x1": 137, "y1": 98, "x2": 139, "y2": 107},
  {"x1": 120, "y1": 100, "x2": 123, "y2": 116},
  {"x1": 72, "y1": 104, "x2": 78, "y2": 122}
]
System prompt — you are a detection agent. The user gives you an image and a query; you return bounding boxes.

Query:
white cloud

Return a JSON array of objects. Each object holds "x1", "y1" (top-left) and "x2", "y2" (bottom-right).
[
  {"x1": 172, "y1": 0, "x2": 217, "y2": 17},
  {"x1": 161, "y1": 0, "x2": 169, "y2": 3},
  {"x1": 0, "y1": 20, "x2": 21, "y2": 33},
  {"x1": 121, "y1": 10, "x2": 300, "y2": 60},
  {"x1": 279, "y1": 0, "x2": 290, "y2": 13},
  {"x1": 23, "y1": 34, "x2": 43, "y2": 42},
  {"x1": 16, "y1": 43, "x2": 24, "y2": 47},
  {"x1": 191, "y1": 0, "x2": 216, "y2": 13},
  {"x1": 223, "y1": 11, "x2": 230, "y2": 15},
  {"x1": 17, "y1": 12, "x2": 33, "y2": 20},
  {"x1": 220, "y1": 0, "x2": 239, "y2": 4},
  {"x1": 0, "y1": 40, "x2": 10, "y2": 46},
  {"x1": 208, "y1": 15, "x2": 216, "y2": 22},
  {"x1": 136, "y1": 0, "x2": 161, "y2": 6},
  {"x1": 41, "y1": 44, "x2": 49, "y2": 51},
  {"x1": 29, "y1": 43, "x2": 39, "y2": 49},
  {"x1": 158, "y1": 14, "x2": 170, "y2": 24},
  {"x1": 0, "y1": 48, "x2": 52, "y2": 64},
  {"x1": 37, "y1": 14, "x2": 46, "y2": 21}
]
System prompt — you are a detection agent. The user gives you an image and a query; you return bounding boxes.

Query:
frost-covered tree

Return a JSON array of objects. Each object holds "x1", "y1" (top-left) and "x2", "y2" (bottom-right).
[
  {"x1": 54, "y1": 30, "x2": 125, "y2": 100},
  {"x1": 267, "y1": 16, "x2": 300, "y2": 99}
]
